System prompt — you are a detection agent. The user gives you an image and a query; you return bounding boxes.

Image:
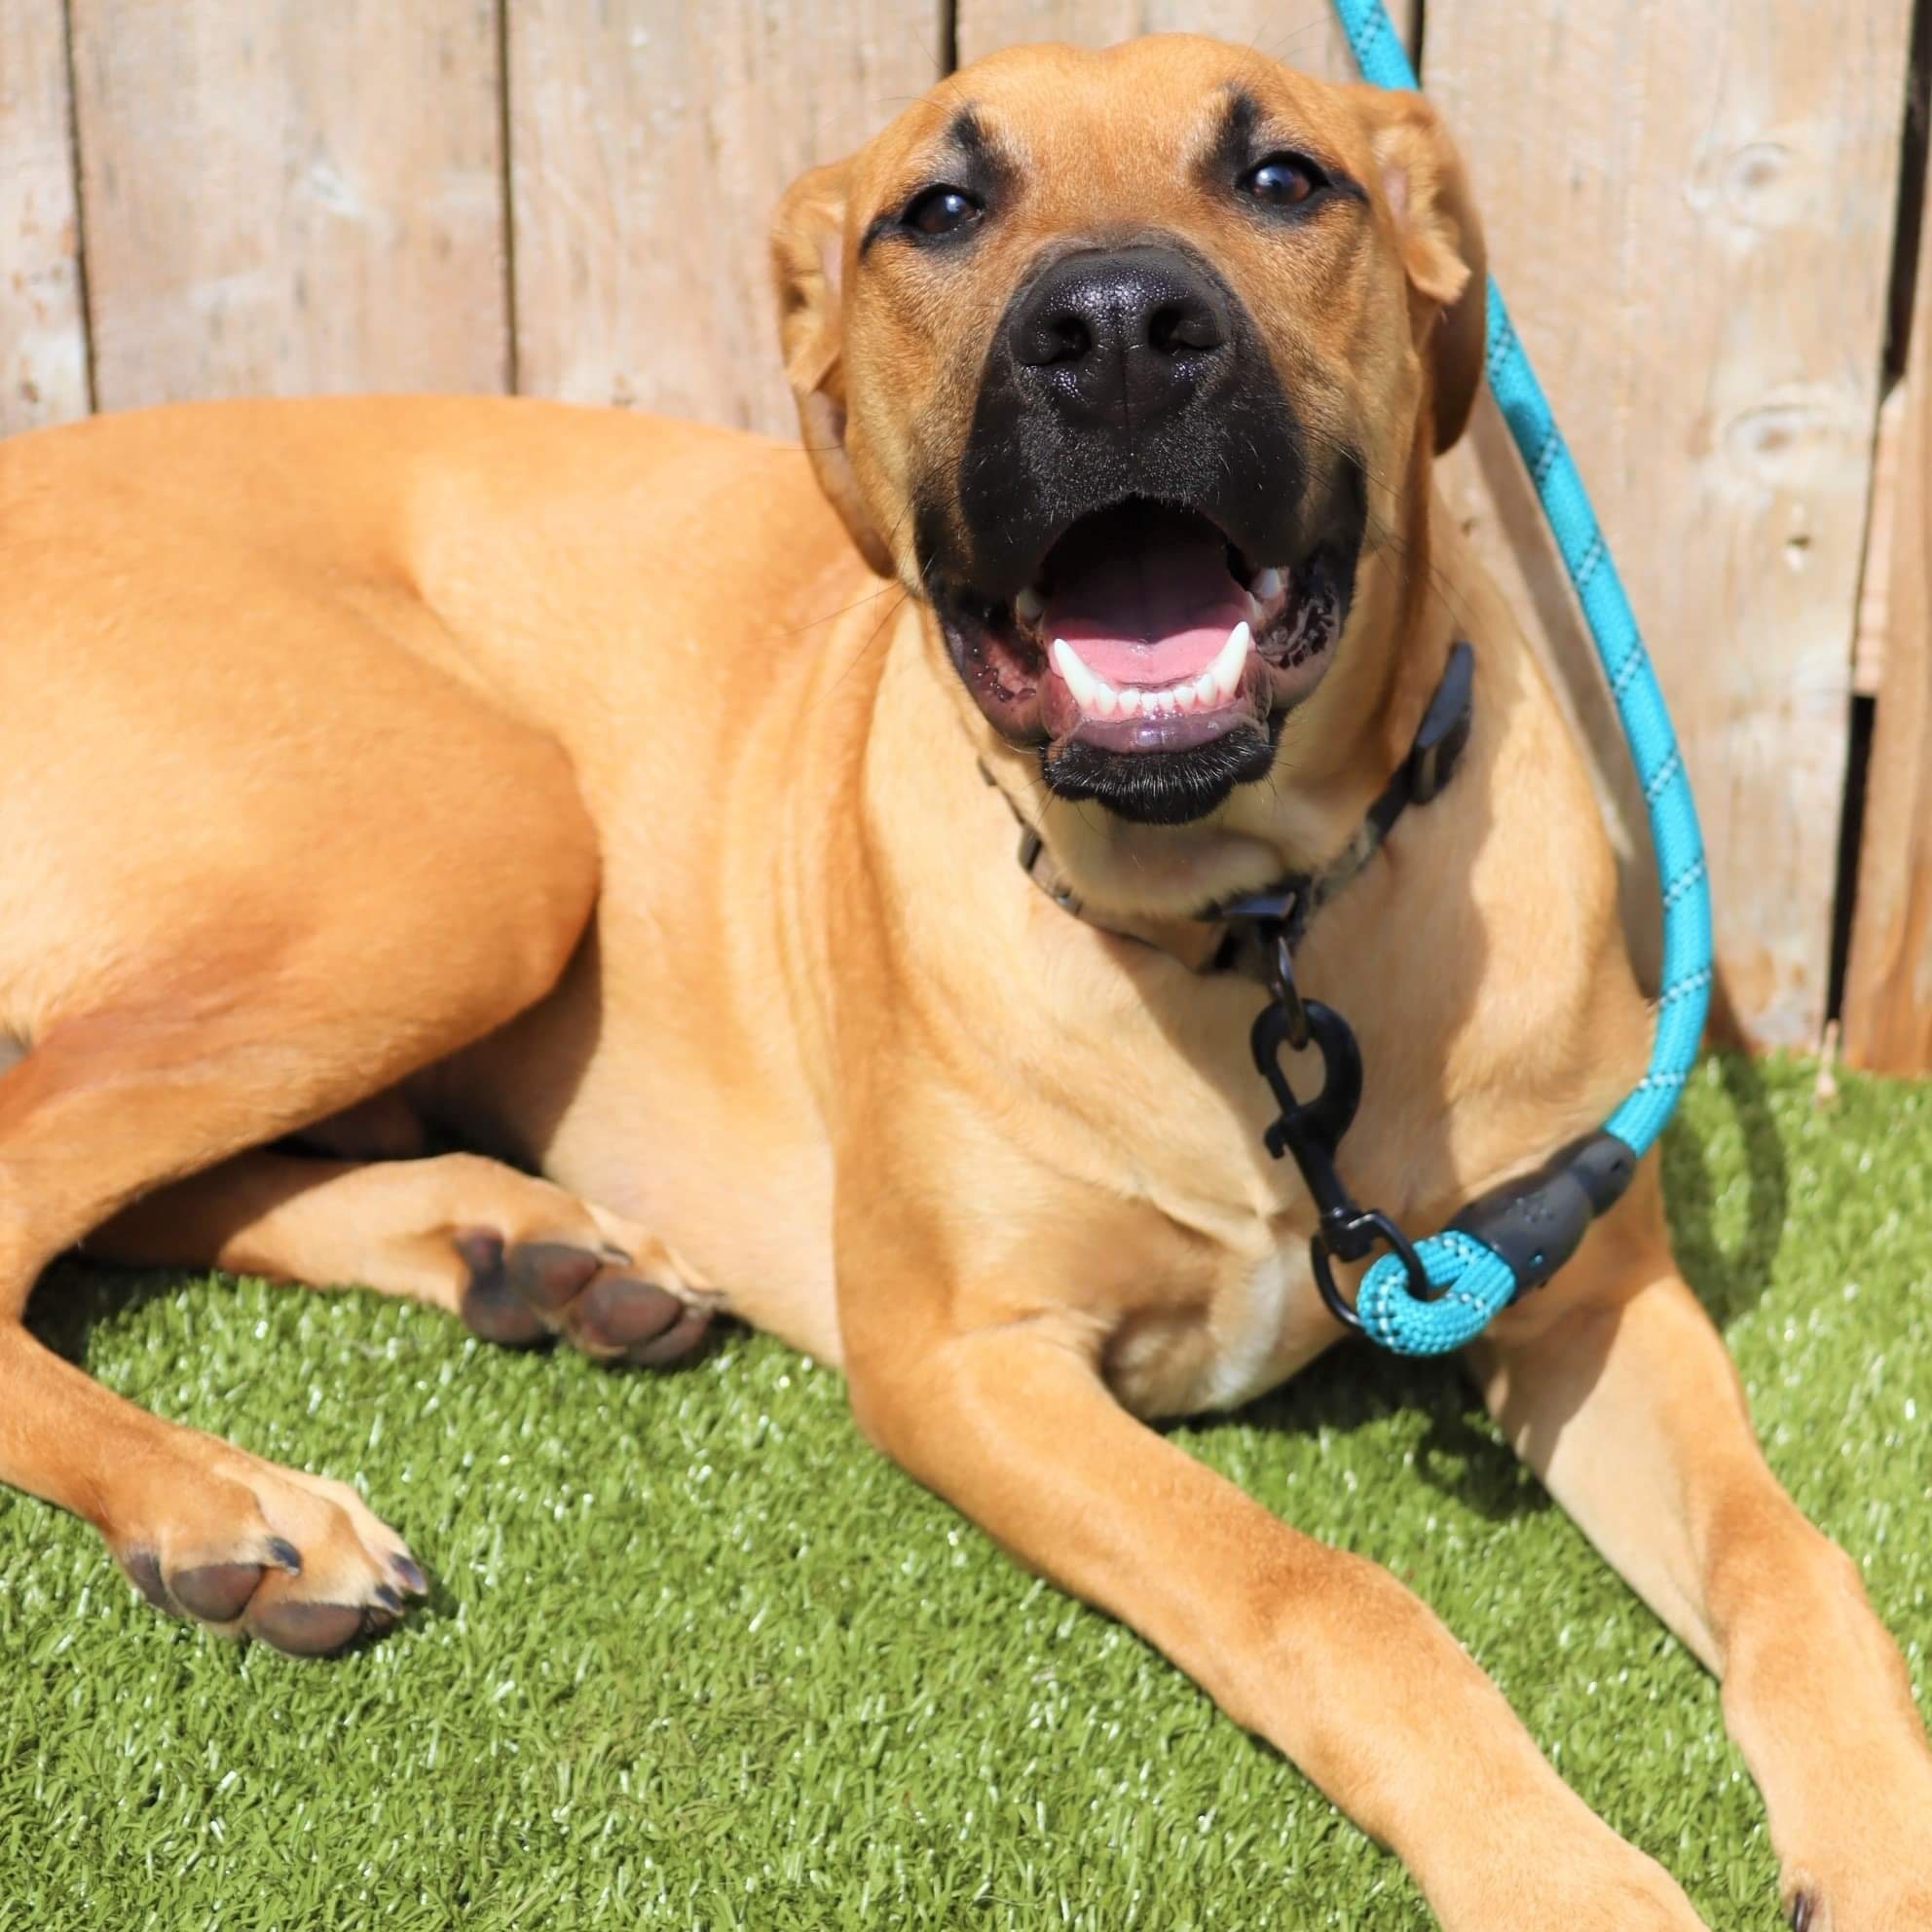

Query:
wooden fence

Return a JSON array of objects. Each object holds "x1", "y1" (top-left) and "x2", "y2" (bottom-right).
[{"x1": 4, "y1": 0, "x2": 1928, "y2": 1068}]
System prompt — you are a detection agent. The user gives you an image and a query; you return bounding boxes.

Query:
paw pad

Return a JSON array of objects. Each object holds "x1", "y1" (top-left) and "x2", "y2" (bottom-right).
[{"x1": 455, "y1": 1231, "x2": 714, "y2": 1367}]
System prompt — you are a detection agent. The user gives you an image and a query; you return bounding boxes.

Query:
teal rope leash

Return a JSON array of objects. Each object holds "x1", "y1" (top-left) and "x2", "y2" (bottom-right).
[{"x1": 1319, "y1": 0, "x2": 1715, "y2": 1354}]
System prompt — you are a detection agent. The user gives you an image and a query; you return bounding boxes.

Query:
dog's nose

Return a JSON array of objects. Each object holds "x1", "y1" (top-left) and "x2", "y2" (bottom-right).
[{"x1": 1006, "y1": 245, "x2": 1232, "y2": 430}]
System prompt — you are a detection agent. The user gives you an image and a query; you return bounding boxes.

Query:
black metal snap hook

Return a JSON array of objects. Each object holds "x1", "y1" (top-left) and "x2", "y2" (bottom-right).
[
  {"x1": 1310, "y1": 1210, "x2": 1435, "y2": 1333},
  {"x1": 1250, "y1": 998, "x2": 1363, "y2": 1163}
]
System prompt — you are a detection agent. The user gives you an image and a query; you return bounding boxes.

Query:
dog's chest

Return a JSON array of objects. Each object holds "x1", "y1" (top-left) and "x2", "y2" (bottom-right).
[{"x1": 1105, "y1": 1237, "x2": 1343, "y2": 1420}]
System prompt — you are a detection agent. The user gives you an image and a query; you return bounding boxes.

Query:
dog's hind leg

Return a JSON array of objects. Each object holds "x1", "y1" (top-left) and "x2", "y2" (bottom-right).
[
  {"x1": 0, "y1": 751, "x2": 601, "y2": 1653},
  {"x1": 90, "y1": 1149, "x2": 716, "y2": 1366}
]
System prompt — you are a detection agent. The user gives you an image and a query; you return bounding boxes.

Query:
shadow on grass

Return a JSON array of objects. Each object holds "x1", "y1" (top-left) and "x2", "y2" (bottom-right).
[
  {"x1": 1659, "y1": 1052, "x2": 1790, "y2": 1330},
  {"x1": 22, "y1": 1256, "x2": 187, "y2": 1368},
  {"x1": 1222, "y1": 1340, "x2": 1551, "y2": 1525}
]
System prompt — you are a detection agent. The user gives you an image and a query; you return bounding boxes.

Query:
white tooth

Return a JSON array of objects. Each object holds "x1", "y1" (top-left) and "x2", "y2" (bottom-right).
[
  {"x1": 1245, "y1": 591, "x2": 1265, "y2": 624},
  {"x1": 1205, "y1": 620, "x2": 1252, "y2": 703},
  {"x1": 1198, "y1": 617, "x2": 1244, "y2": 703},
  {"x1": 1252, "y1": 567, "x2": 1284, "y2": 602},
  {"x1": 1116, "y1": 687, "x2": 1143, "y2": 718},
  {"x1": 1017, "y1": 585, "x2": 1045, "y2": 625},
  {"x1": 1190, "y1": 671, "x2": 1218, "y2": 711},
  {"x1": 1051, "y1": 638, "x2": 1096, "y2": 710},
  {"x1": 1052, "y1": 637, "x2": 1128, "y2": 719}
]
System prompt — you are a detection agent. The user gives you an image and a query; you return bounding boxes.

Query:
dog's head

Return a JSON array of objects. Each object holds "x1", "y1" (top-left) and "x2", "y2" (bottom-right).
[{"x1": 773, "y1": 35, "x2": 1483, "y2": 829}]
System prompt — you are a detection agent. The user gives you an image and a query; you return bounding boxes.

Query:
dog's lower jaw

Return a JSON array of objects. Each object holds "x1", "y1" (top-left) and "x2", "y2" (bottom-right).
[{"x1": 1039, "y1": 717, "x2": 1280, "y2": 825}]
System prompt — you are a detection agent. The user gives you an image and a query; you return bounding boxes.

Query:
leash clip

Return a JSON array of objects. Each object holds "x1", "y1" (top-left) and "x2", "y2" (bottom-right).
[
  {"x1": 1262, "y1": 926, "x2": 1309, "y2": 1051},
  {"x1": 1220, "y1": 888, "x2": 1309, "y2": 1050},
  {"x1": 1248, "y1": 994, "x2": 1436, "y2": 1332},
  {"x1": 1309, "y1": 1211, "x2": 1430, "y2": 1333},
  {"x1": 1249, "y1": 996, "x2": 1359, "y2": 1159}
]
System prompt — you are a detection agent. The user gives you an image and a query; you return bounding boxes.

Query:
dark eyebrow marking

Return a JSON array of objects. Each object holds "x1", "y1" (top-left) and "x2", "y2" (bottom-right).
[
  {"x1": 947, "y1": 105, "x2": 994, "y2": 167},
  {"x1": 1205, "y1": 81, "x2": 1368, "y2": 204},
  {"x1": 1210, "y1": 86, "x2": 1263, "y2": 178},
  {"x1": 859, "y1": 100, "x2": 1011, "y2": 257}
]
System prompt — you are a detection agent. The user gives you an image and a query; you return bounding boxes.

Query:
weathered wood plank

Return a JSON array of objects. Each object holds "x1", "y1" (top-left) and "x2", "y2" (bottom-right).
[
  {"x1": 1843, "y1": 196, "x2": 1932, "y2": 1073},
  {"x1": 956, "y1": 1, "x2": 1415, "y2": 83},
  {"x1": 507, "y1": 0, "x2": 946, "y2": 436},
  {"x1": 0, "y1": 0, "x2": 90, "y2": 433},
  {"x1": 1427, "y1": 0, "x2": 1913, "y2": 1047},
  {"x1": 68, "y1": 0, "x2": 507, "y2": 406}
]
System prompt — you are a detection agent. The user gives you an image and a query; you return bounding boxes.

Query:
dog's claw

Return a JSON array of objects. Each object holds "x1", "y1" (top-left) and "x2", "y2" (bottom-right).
[
  {"x1": 391, "y1": 1553, "x2": 427, "y2": 1595},
  {"x1": 1789, "y1": 1891, "x2": 1815, "y2": 1932},
  {"x1": 267, "y1": 1537, "x2": 303, "y2": 1574}
]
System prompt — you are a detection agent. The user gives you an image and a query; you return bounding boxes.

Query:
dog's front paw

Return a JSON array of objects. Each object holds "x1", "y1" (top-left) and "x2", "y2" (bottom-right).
[
  {"x1": 1776, "y1": 1752, "x2": 1932, "y2": 1930},
  {"x1": 1437, "y1": 1840, "x2": 1710, "y2": 1932},
  {"x1": 109, "y1": 1442, "x2": 427, "y2": 1655},
  {"x1": 1783, "y1": 1864, "x2": 1932, "y2": 1930}
]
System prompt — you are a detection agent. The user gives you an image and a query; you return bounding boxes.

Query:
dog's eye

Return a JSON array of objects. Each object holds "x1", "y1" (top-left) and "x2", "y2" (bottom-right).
[
  {"x1": 901, "y1": 184, "x2": 984, "y2": 240},
  {"x1": 1239, "y1": 153, "x2": 1325, "y2": 208}
]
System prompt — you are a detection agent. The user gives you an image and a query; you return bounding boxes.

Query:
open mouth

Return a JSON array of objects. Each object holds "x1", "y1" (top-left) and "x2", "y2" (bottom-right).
[{"x1": 934, "y1": 499, "x2": 1355, "y2": 814}]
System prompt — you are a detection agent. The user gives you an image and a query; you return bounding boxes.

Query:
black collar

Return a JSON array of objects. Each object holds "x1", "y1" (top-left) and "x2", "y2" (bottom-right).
[{"x1": 983, "y1": 640, "x2": 1475, "y2": 984}]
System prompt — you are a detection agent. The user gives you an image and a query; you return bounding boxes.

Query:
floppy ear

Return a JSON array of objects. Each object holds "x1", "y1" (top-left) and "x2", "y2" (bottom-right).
[
  {"x1": 1353, "y1": 90, "x2": 1487, "y2": 455},
  {"x1": 771, "y1": 158, "x2": 895, "y2": 576}
]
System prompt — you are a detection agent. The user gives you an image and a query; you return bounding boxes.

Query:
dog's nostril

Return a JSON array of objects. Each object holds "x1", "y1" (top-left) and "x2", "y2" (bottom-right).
[
  {"x1": 1147, "y1": 300, "x2": 1222, "y2": 355},
  {"x1": 1015, "y1": 310, "x2": 1092, "y2": 368},
  {"x1": 1006, "y1": 244, "x2": 1233, "y2": 417},
  {"x1": 1048, "y1": 315, "x2": 1091, "y2": 361}
]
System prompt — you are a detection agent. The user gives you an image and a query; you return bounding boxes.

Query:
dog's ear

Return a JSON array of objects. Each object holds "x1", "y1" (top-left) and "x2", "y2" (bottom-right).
[
  {"x1": 771, "y1": 158, "x2": 895, "y2": 576},
  {"x1": 1352, "y1": 90, "x2": 1487, "y2": 455}
]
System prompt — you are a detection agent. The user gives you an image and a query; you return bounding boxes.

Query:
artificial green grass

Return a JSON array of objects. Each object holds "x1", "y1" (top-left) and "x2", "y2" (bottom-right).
[{"x1": 0, "y1": 1055, "x2": 1925, "y2": 1929}]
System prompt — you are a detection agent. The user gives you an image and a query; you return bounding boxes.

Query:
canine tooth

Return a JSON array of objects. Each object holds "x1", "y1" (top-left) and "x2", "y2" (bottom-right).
[
  {"x1": 1245, "y1": 591, "x2": 1265, "y2": 624},
  {"x1": 1052, "y1": 637, "x2": 1130, "y2": 720},
  {"x1": 1252, "y1": 567, "x2": 1284, "y2": 602},
  {"x1": 1017, "y1": 585, "x2": 1045, "y2": 625},
  {"x1": 1207, "y1": 620, "x2": 1251, "y2": 703},
  {"x1": 1051, "y1": 638, "x2": 1097, "y2": 710}
]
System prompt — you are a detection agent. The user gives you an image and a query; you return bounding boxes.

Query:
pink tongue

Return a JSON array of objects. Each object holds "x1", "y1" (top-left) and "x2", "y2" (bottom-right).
[{"x1": 1042, "y1": 513, "x2": 1247, "y2": 687}]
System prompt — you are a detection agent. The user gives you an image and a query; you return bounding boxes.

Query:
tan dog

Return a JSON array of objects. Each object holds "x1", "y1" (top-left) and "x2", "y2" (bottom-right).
[{"x1": 1, "y1": 35, "x2": 1927, "y2": 1929}]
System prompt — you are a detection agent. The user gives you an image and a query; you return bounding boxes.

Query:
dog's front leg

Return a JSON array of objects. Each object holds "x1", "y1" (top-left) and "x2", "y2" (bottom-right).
[
  {"x1": 1469, "y1": 1163, "x2": 1932, "y2": 1930},
  {"x1": 841, "y1": 1253, "x2": 1708, "y2": 1929}
]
